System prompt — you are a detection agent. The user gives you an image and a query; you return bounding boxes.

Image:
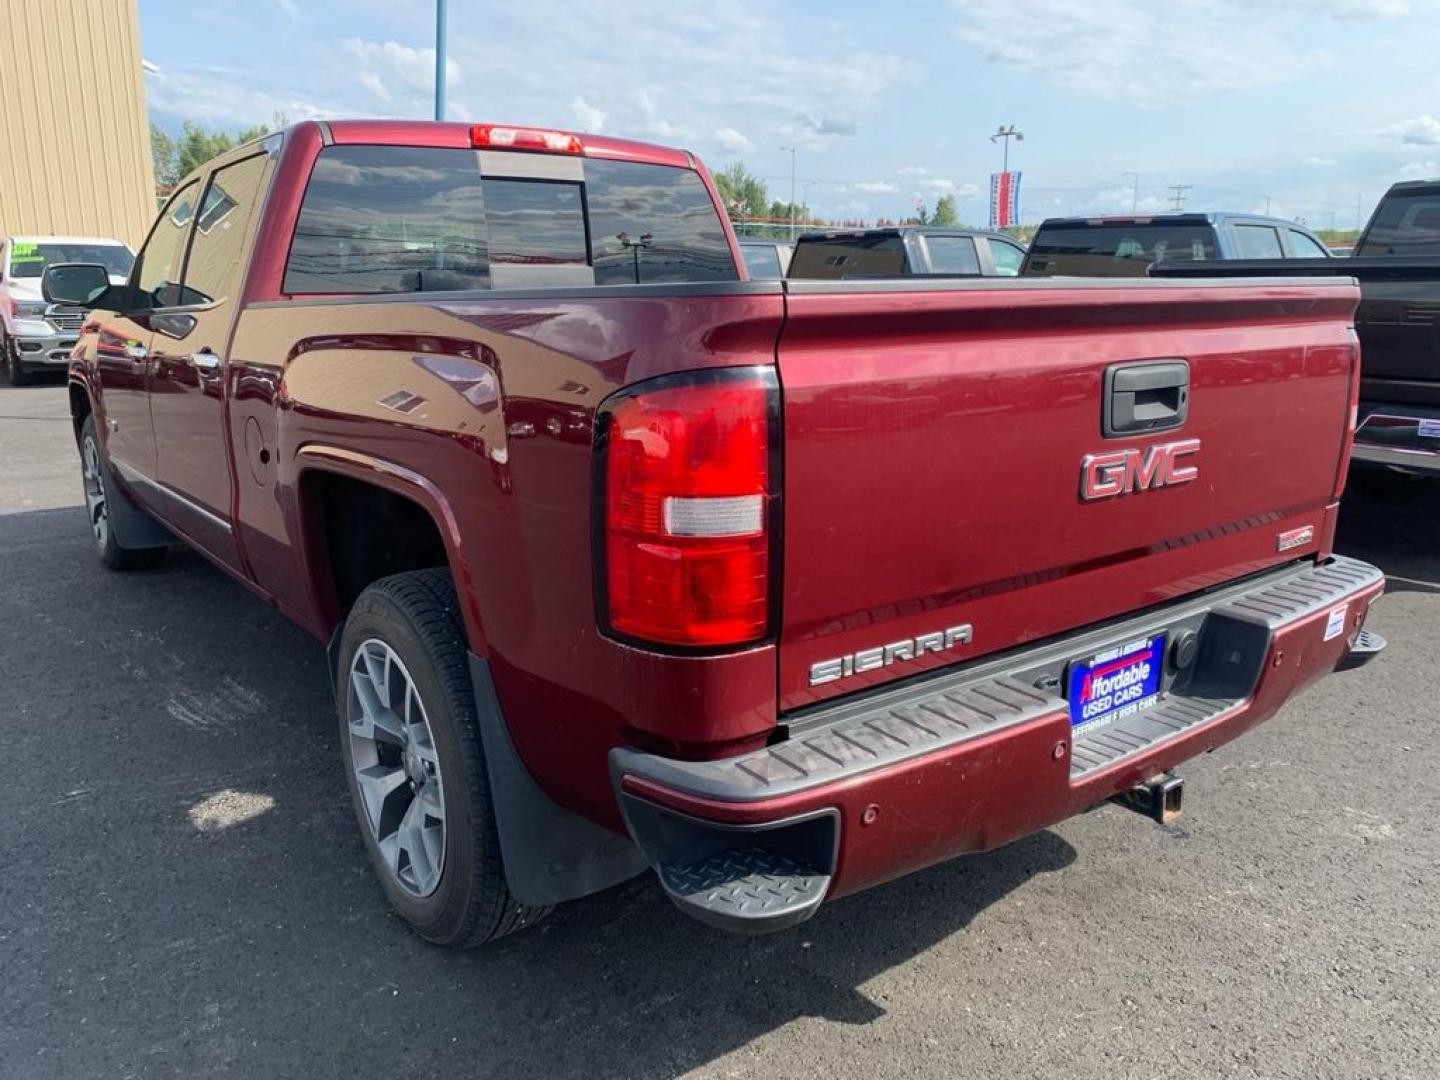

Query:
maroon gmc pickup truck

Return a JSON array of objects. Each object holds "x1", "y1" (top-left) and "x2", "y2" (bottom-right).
[{"x1": 44, "y1": 120, "x2": 1385, "y2": 946}]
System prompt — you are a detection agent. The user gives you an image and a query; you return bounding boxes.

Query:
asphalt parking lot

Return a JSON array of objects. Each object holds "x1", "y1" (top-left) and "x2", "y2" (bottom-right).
[{"x1": 1, "y1": 379, "x2": 1437, "y2": 1080}]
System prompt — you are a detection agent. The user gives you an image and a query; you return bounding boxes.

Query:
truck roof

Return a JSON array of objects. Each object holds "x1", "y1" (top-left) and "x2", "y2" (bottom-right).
[
  {"x1": 316, "y1": 120, "x2": 694, "y2": 170},
  {"x1": 1037, "y1": 212, "x2": 1304, "y2": 230},
  {"x1": 796, "y1": 226, "x2": 1018, "y2": 242}
]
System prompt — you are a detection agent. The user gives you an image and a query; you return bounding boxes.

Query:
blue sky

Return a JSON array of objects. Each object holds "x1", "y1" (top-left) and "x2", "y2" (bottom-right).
[{"x1": 139, "y1": 0, "x2": 1440, "y2": 229}]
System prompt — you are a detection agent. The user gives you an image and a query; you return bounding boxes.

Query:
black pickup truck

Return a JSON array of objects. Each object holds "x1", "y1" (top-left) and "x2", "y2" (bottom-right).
[{"x1": 1153, "y1": 179, "x2": 1440, "y2": 479}]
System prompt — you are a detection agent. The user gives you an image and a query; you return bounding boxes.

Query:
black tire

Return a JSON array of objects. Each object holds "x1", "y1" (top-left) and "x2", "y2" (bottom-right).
[
  {"x1": 79, "y1": 415, "x2": 167, "y2": 571},
  {"x1": 336, "y1": 568, "x2": 549, "y2": 947},
  {"x1": 3, "y1": 334, "x2": 29, "y2": 386}
]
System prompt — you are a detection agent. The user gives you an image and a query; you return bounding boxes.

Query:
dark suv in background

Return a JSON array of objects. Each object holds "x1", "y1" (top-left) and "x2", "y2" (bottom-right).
[{"x1": 1022, "y1": 212, "x2": 1331, "y2": 277}]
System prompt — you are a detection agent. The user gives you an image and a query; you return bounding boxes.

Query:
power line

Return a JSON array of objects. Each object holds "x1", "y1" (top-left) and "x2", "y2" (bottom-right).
[{"x1": 1167, "y1": 183, "x2": 1193, "y2": 211}]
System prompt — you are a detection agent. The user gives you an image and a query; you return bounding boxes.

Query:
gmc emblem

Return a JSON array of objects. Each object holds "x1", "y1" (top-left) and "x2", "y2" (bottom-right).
[{"x1": 1081, "y1": 438, "x2": 1200, "y2": 501}]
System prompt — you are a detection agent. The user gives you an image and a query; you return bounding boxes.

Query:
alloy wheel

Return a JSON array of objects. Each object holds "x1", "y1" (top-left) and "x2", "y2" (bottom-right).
[
  {"x1": 80, "y1": 435, "x2": 109, "y2": 550},
  {"x1": 346, "y1": 639, "x2": 447, "y2": 897}
]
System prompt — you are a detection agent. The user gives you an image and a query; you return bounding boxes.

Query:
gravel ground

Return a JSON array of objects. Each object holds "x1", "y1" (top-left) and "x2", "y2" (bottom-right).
[{"x1": 1, "y1": 380, "x2": 1436, "y2": 1080}]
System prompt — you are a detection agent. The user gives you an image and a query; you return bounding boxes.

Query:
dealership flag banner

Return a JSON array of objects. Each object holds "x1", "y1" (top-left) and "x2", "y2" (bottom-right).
[{"x1": 989, "y1": 171, "x2": 1021, "y2": 229}]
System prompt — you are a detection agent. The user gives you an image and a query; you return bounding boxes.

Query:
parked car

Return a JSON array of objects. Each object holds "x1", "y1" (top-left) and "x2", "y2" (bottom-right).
[
  {"x1": 736, "y1": 238, "x2": 793, "y2": 280},
  {"x1": 48, "y1": 120, "x2": 1384, "y2": 947},
  {"x1": 1330, "y1": 245, "x2": 1355, "y2": 257},
  {"x1": 1, "y1": 235, "x2": 134, "y2": 385},
  {"x1": 1022, "y1": 213, "x2": 1331, "y2": 277},
  {"x1": 1152, "y1": 180, "x2": 1440, "y2": 480},
  {"x1": 787, "y1": 226, "x2": 1026, "y2": 278}
]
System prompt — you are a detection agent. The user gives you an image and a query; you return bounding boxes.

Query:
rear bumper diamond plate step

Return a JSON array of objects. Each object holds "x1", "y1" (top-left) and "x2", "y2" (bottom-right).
[{"x1": 612, "y1": 556, "x2": 1385, "y2": 933}]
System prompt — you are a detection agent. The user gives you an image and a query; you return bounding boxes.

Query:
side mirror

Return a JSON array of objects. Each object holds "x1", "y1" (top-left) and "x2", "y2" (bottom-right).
[{"x1": 42, "y1": 263, "x2": 114, "y2": 307}]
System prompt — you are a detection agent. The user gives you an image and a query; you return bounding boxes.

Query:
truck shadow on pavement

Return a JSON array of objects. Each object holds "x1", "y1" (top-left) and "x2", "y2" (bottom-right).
[
  {"x1": 4, "y1": 485, "x2": 1437, "y2": 1080},
  {"x1": 3, "y1": 503, "x2": 1077, "y2": 1080}
]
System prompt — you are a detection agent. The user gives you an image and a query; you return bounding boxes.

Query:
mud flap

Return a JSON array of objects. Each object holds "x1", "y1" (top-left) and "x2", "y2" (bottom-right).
[{"x1": 467, "y1": 653, "x2": 648, "y2": 906}]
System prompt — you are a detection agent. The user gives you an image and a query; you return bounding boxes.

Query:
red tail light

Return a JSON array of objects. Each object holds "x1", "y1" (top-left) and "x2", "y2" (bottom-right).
[{"x1": 597, "y1": 368, "x2": 778, "y2": 650}]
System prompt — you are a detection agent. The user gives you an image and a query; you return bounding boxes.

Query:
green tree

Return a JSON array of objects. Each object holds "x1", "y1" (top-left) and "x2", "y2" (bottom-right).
[
  {"x1": 932, "y1": 194, "x2": 959, "y2": 226},
  {"x1": 152, "y1": 114, "x2": 289, "y2": 189},
  {"x1": 713, "y1": 162, "x2": 769, "y2": 224},
  {"x1": 150, "y1": 123, "x2": 179, "y2": 187}
]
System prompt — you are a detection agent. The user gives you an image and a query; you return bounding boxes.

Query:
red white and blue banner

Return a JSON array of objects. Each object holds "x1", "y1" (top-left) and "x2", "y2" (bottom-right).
[{"x1": 989, "y1": 171, "x2": 1021, "y2": 229}]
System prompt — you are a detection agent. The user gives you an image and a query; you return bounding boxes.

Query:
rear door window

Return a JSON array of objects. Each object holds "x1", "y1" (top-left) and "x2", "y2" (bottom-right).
[
  {"x1": 1232, "y1": 224, "x2": 1284, "y2": 259},
  {"x1": 181, "y1": 153, "x2": 270, "y2": 305},
  {"x1": 283, "y1": 146, "x2": 736, "y2": 294},
  {"x1": 922, "y1": 235, "x2": 980, "y2": 274},
  {"x1": 1286, "y1": 230, "x2": 1330, "y2": 258}
]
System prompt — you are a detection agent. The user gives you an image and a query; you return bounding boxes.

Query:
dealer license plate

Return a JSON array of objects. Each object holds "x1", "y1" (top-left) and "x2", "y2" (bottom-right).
[{"x1": 1066, "y1": 634, "x2": 1166, "y2": 736}]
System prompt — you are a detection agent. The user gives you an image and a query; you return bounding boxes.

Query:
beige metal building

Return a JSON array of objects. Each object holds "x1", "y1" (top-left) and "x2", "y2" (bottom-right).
[{"x1": 0, "y1": 0, "x2": 154, "y2": 245}]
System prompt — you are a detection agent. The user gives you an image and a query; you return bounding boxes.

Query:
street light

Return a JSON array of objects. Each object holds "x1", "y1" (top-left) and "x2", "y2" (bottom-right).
[
  {"x1": 1123, "y1": 172, "x2": 1139, "y2": 213},
  {"x1": 434, "y1": 0, "x2": 448, "y2": 121},
  {"x1": 780, "y1": 146, "x2": 797, "y2": 238},
  {"x1": 617, "y1": 232, "x2": 653, "y2": 284},
  {"x1": 990, "y1": 124, "x2": 1023, "y2": 175}
]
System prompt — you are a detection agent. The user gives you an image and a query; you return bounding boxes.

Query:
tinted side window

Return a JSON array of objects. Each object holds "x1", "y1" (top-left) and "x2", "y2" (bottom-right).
[
  {"x1": 284, "y1": 145, "x2": 489, "y2": 294},
  {"x1": 585, "y1": 159, "x2": 737, "y2": 285},
  {"x1": 182, "y1": 154, "x2": 270, "y2": 305},
  {"x1": 924, "y1": 236, "x2": 980, "y2": 274},
  {"x1": 136, "y1": 182, "x2": 199, "y2": 308},
  {"x1": 989, "y1": 239, "x2": 1024, "y2": 275},
  {"x1": 1287, "y1": 230, "x2": 1329, "y2": 258},
  {"x1": 1232, "y1": 224, "x2": 1284, "y2": 259}
]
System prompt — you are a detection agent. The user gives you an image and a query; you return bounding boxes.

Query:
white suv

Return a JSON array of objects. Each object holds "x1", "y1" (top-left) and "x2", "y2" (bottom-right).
[{"x1": 1, "y1": 236, "x2": 134, "y2": 385}]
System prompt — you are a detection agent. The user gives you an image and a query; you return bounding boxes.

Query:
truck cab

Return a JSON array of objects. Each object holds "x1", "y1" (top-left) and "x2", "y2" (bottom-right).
[{"x1": 1022, "y1": 212, "x2": 1331, "y2": 277}]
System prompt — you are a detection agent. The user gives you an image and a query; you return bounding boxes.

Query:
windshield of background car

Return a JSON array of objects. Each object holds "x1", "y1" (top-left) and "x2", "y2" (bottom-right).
[
  {"x1": 1023, "y1": 224, "x2": 1217, "y2": 276},
  {"x1": 7, "y1": 242, "x2": 135, "y2": 278},
  {"x1": 1357, "y1": 190, "x2": 1440, "y2": 256}
]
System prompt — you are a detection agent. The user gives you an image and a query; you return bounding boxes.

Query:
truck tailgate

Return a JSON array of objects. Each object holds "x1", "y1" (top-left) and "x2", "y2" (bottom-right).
[{"x1": 775, "y1": 278, "x2": 1359, "y2": 709}]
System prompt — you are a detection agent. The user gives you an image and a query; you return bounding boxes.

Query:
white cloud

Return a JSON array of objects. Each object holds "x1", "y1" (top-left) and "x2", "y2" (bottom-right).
[
  {"x1": 714, "y1": 127, "x2": 754, "y2": 154},
  {"x1": 1383, "y1": 115, "x2": 1440, "y2": 146},
  {"x1": 855, "y1": 180, "x2": 899, "y2": 193},
  {"x1": 950, "y1": 0, "x2": 1333, "y2": 101},
  {"x1": 918, "y1": 178, "x2": 955, "y2": 191},
  {"x1": 444, "y1": 1, "x2": 907, "y2": 154},
  {"x1": 1400, "y1": 161, "x2": 1440, "y2": 179},
  {"x1": 344, "y1": 39, "x2": 460, "y2": 106},
  {"x1": 1304, "y1": 156, "x2": 1338, "y2": 166},
  {"x1": 571, "y1": 95, "x2": 606, "y2": 133},
  {"x1": 145, "y1": 69, "x2": 333, "y2": 126},
  {"x1": 897, "y1": 164, "x2": 930, "y2": 176}
]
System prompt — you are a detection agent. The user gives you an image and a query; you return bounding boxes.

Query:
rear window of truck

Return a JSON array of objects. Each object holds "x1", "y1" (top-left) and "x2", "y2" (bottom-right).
[
  {"x1": 282, "y1": 146, "x2": 737, "y2": 294},
  {"x1": 1024, "y1": 224, "x2": 1217, "y2": 276},
  {"x1": 1357, "y1": 190, "x2": 1440, "y2": 256},
  {"x1": 787, "y1": 233, "x2": 907, "y2": 279}
]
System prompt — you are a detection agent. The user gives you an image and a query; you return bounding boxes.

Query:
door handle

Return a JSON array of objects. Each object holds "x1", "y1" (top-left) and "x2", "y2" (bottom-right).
[
  {"x1": 1103, "y1": 360, "x2": 1190, "y2": 437},
  {"x1": 190, "y1": 350, "x2": 222, "y2": 373}
]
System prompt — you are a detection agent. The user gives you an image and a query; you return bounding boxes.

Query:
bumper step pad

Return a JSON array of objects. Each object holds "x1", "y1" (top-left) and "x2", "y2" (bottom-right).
[{"x1": 657, "y1": 846, "x2": 829, "y2": 934}]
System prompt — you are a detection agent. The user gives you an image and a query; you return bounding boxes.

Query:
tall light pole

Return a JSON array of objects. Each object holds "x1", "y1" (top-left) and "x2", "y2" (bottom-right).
[
  {"x1": 780, "y1": 146, "x2": 797, "y2": 238},
  {"x1": 1123, "y1": 172, "x2": 1139, "y2": 213},
  {"x1": 434, "y1": 0, "x2": 448, "y2": 121},
  {"x1": 991, "y1": 124, "x2": 1023, "y2": 174}
]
